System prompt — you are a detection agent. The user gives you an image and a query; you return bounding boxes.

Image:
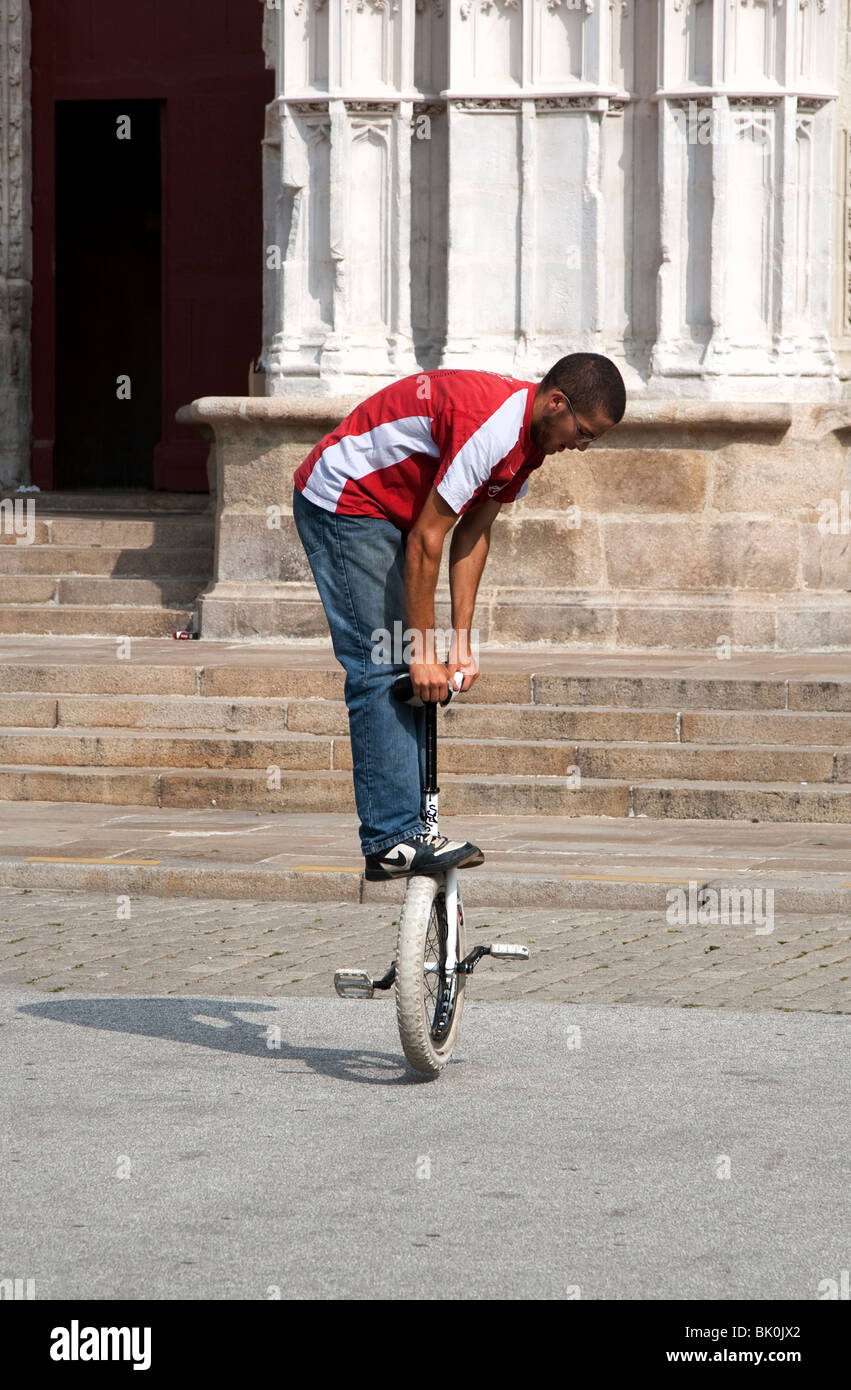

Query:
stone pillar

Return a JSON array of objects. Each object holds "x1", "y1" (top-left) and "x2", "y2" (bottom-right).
[
  {"x1": 831, "y1": 0, "x2": 851, "y2": 381},
  {"x1": 439, "y1": 0, "x2": 625, "y2": 379},
  {"x1": 0, "y1": 0, "x2": 31, "y2": 488},
  {"x1": 652, "y1": 0, "x2": 839, "y2": 397},
  {"x1": 261, "y1": 0, "x2": 633, "y2": 393},
  {"x1": 262, "y1": 0, "x2": 427, "y2": 396}
]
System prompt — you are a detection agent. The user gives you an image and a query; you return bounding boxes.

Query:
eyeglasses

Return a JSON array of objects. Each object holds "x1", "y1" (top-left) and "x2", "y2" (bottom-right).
[{"x1": 560, "y1": 393, "x2": 597, "y2": 444}]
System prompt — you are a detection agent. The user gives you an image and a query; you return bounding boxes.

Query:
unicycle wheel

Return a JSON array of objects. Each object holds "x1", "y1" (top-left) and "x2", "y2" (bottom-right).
[{"x1": 395, "y1": 875, "x2": 466, "y2": 1077}]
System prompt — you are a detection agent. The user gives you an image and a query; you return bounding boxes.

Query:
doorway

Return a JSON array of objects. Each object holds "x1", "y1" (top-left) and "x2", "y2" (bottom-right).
[
  {"x1": 54, "y1": 100, "x2": 162, "y2": 489},
  {"x1": 31, "y1": 0, "x2": 274, "y2": 493}
]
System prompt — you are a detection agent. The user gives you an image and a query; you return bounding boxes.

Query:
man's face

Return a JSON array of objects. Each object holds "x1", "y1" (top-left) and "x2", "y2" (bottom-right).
[{"x1": 530, "y1": 389, "x2": 615, "y2": 455}]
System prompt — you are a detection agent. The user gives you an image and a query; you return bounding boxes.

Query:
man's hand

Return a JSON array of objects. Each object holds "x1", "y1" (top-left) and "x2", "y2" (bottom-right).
[
  {"x1": 405, "y1": 490, "x2": 457, "y2": 707},
  {"x1": 405, "y1": 487, "x2": 497, "y2": 701},
  {"x1": 410, "y1": 660, "x2": 450, "y2": 703},
  {"x1": 448, "y1": 632, "x2": 479, "y2": 693}
]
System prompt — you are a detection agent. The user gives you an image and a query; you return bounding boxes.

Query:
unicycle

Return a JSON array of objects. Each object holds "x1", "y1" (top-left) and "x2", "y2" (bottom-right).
[{"x1": 334, "y1": 668, "x2": 530, "y2": 1077}]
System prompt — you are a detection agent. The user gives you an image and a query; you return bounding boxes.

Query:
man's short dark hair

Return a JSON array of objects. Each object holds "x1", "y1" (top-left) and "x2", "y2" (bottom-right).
[{"x1": 538, "y1": 353, "x2": 626, "y2": 425}]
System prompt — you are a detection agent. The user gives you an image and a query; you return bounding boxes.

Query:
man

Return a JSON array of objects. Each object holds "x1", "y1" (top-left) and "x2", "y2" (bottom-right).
[{"x1": 292, "y1": 353, "x2": 625, "y2": 881}]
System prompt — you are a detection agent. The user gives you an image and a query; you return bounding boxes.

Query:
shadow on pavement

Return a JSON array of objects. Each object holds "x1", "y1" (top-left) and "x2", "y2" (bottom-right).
[{"x1": 18, "y1": 995, "x2": 440, "y2": 1086}]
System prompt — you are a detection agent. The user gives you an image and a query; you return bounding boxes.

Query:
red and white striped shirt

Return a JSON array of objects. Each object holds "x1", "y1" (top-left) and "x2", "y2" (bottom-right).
[{"x1": 293, "y1": 369, "x2": 544, "y2": 531}]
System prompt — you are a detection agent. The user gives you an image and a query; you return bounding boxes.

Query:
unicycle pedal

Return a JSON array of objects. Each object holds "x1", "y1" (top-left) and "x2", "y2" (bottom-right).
[
  {"x1": 457, "y1": 942, "x2": 531, "y2": 974},
  {"x1": 334, "y1": 960, "x2": 396, "y2": 999},
  {"x1": 334, "y1": 969, "x2": 374, "y2": 999}
]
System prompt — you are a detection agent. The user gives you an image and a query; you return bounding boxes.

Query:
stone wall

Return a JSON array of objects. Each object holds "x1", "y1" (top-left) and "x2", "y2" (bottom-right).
[{"x1": 179, "y1": 396, "x2": 851, "y2": 650}]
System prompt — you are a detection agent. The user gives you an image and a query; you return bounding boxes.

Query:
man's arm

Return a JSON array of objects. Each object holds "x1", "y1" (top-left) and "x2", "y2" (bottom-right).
[
  {"x1": 447, "y1": 496, "x2": 501, "y2": 673},
  {"x1": 406, "y1": 488, "x2": 501, "y2": 699}
]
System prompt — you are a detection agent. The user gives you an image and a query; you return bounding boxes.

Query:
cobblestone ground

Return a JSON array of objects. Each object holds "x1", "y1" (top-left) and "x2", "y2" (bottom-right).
[{"x1": 0, "y1": 886, "x2": 848, "y2": 1012}]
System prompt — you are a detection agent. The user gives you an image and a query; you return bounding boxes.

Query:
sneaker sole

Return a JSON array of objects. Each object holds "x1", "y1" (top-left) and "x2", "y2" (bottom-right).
[{"x1": 364, "y1": 850, "x2": 484, "y2": 881}]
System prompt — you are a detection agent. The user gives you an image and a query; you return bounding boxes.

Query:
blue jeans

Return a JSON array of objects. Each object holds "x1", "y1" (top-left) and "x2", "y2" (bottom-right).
[{"x1": 292, "y1": 486, "x2": 427, "y2": 855}]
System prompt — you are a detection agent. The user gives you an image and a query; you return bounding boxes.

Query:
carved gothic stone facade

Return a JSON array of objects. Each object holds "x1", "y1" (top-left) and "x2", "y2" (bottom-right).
[
  {"x1": 260, "y1": 0, "x2": 846, "y2": 401},
  {"x1": 2, "y1": 1, "x2": 850, "y2": 486}
]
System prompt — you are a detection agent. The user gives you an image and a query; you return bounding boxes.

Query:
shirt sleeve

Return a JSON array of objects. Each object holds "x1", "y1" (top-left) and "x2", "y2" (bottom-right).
[
  {"x1": 498, "y1": 471, "x2": 531, "y2": 503},
  {"x1": 431, "y1": 390, "x2": 530, "y2": 514}
]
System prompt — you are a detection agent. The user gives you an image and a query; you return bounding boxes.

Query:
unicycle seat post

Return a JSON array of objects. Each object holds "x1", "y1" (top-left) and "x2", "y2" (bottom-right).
[
  {"x1": 424, "y1": 699, "x2": 438, "y2": 797},
  {"x1": 391, "y1": 669, "x2": 461, "y2": 837}
]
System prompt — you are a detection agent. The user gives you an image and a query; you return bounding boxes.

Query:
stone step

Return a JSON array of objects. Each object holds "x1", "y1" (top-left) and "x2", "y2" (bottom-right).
[
  {"x1": 0, "y1": 490, "x2": 212, "y2": 513},
  {"x1": 0, "y1": 725, "x2": 846, "y2": 783},
  {"x1": 2, "y1": 798, "x2": 848, "y2": 911},
  {"x1": 439, "y1": 703, "x2": 851, "y2": 746},
  {"x1": 529, "y1": 673, "x2": 851, "y2": 711},
  {"x1": 199, "y1": 584, "x2": 851, "y2": 650},
  {"x1": 0, "y1": 516, "x2": 214, "y2": 549},
  {"x1": 340, "y1": 738, "x2": 847, "y2": 784},
  {"x1": 12, "y1": 694, "x2": 681, "y2": 739},
  {"x1": 0, "y1": 659, "x2": 849, "y2": 715},
  {"x1": 0, "y1": 577, "x2": 55, "y2": 603},
  {"x1": 307, "y1": 702, "x2": 679, "y2": 741},
  {"x1": 47, "y1": 515, "x2": 214, "y2": 547},
  {"x1": 626, "y1": 781, "x2": 851, "y2": 824},
  {"x1": 0, "y1": 728, "x2": 335, "y2": 770},
  {"x1": 179, "y1": 662, "x2": 851, "y2": 714},
  {"x1": 680, "y1": 709, "x2": 851, "y2": 744},
  {"x1": 58, "y1": 577, "x2": 204, "y2": 606},
  {"x1": 444, "y1": 775, "x2": 851, "y2": 822},
  {"x1": 6, "y1": 855, "x2": 848, "y2": 913},
  {"x1": 0, "y1": 521, "x2": 50, "y2": 546},
  {"x1": 0, "y1": 545, "x2": 214, "y2": 578},
  {"x1": 0, "y1": 640, "x2": 848, "y2": 821},
  {"x1": 0, "y1": 765, "x2": 358, "y2": 811},
  {"x1": 0, "y1": 505, "x2": 213, "y2": 629},
  {"x1": 0, "y1": 606, "x2": 193, "y2": 637},
  {"x1": 2, "y1": 764, "x2": 850, "y2": 820},
  {"x1": 1, "y1": 692, "x2": 851, "y2": 747},
  {"x1": 0, "y1": 663, "x2": 212, "y2": 697},
  {"x1": 0, "y1": 576, "x2": 208, "y2": 606},
  {"x1": 0, "y1": 664, "x2": 342, "y2": 695},
  {"x1": 572, "y1": 742, "x2": 842, "y2": 784}
]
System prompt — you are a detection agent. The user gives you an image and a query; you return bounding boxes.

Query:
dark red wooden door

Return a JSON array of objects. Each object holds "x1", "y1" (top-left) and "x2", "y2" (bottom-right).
[{"x1": 31, "y1": 1, "x2": 274, "y2": 492}]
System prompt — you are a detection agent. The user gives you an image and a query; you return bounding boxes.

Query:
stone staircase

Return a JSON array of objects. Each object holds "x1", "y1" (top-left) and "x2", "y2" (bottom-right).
[
  {"x1": 0, "y1": 492, "x2": 213, "y2": 636},
  {"x1": 0, "y1": 641, "x2": 849, "y2": 823}
]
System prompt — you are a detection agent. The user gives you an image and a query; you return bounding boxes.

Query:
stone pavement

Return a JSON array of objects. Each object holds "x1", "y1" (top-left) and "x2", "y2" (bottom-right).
[
  {"x1": 1, "y1": 884, "x2": 847, "y2": 1013},
  {"x1": 1, "y1": 789, "x2": 848, "y2": 1011}
]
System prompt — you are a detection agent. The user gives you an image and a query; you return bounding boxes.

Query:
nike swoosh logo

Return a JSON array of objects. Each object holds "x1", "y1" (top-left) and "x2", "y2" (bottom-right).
[{"x1": 383, "y1": 845, "x2": 417, "y2": 871}]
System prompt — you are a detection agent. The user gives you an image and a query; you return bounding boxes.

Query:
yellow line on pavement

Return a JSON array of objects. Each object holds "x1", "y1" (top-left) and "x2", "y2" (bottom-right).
[{"x1": 25, "y1": 856, "x2": 161, "y2": 865}]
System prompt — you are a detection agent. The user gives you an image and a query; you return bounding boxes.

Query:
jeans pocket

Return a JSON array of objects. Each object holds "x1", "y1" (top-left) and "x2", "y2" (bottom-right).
[{"x1": 293, "y1": 488, "x2": 325, "y2": 559}]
